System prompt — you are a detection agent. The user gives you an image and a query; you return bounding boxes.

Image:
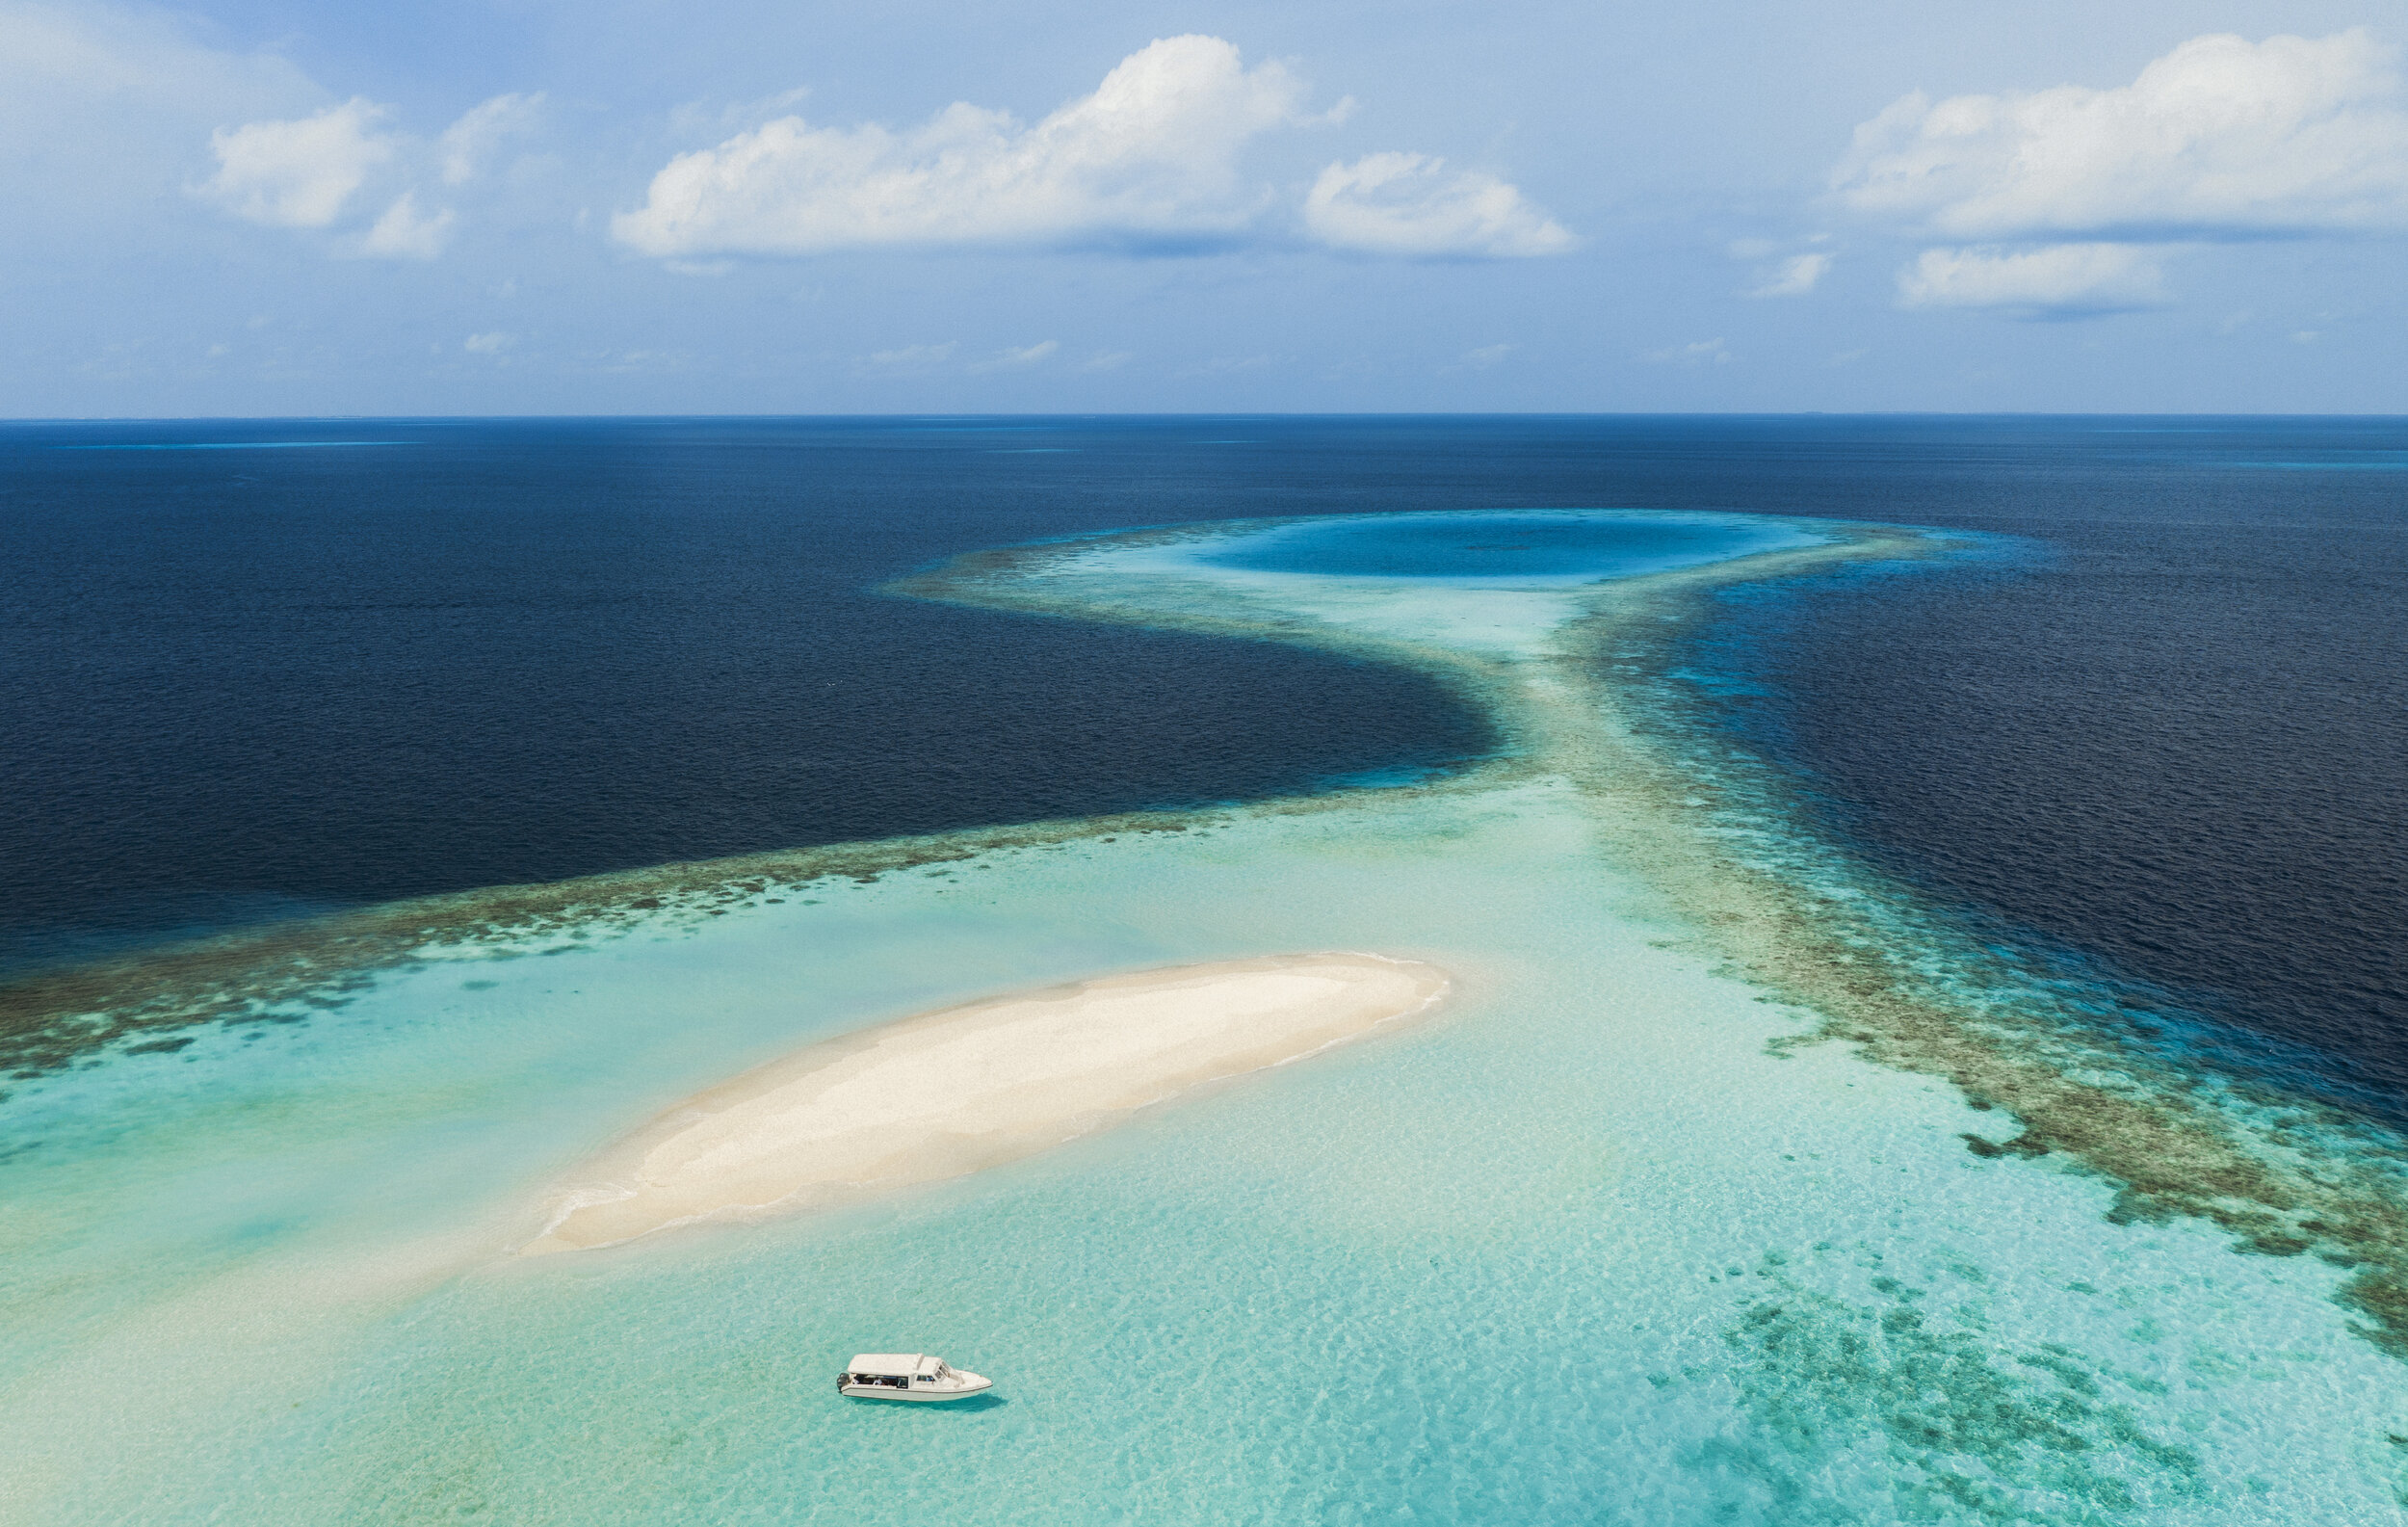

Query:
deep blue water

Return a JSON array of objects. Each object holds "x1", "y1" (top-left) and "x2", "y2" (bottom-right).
[
  {"x1": 0, "y1": 418, "x2": 1503, "y2": 973},
  {"x1": 3, "y1": 415, "x2": 2402, "y2": 1111},
  {"x1": 1675, "y1": 418, "x2": 2408, "y2": 1098}
]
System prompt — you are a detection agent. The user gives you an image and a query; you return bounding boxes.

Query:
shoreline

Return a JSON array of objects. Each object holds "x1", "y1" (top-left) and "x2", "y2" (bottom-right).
[{"x1": 524, "y1": 952, "x2": 1449, "y2": 1253}]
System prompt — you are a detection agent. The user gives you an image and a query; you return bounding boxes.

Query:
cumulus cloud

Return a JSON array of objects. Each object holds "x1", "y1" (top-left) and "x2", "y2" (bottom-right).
[
  {"x1": 0, "y1": 1, "x2": 325, "y2": 248},
  {"x1": 195, "y1": 87, "x2": 548, "y2": 258},
  {"x1": 1834, "y1": 29, "x2": 2408, "y2": 240},
  {"x1": 440, "y1": 92, "x2": 543, "y2": 185},
  {"x1": 1747, "y1": 250, "x2": 1833, "y2": 297},
  {"x1": 1898, "y1": 244, "x2": 2169, "y2": 315},
  {"x1": 615, "y1": 36, "x2": 1310, "y2": 256},
  {"x1": 1301, "y1": 152, "x2": 1572, "y2": 257},
  {"x1": 361, "y1": 192, "x2": 455, "y2": 258},
  {"x1": 200, "y1": 97, "x2": 394, "y2": 226},
  {"x1": 616, "y1": 36, "x2": 1573, "y2": 261}
]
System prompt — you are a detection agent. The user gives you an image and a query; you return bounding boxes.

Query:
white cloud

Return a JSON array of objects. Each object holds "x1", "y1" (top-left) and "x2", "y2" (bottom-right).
[
  {"x1": 1462, "y1": 343, "x2": 1513, "y2": 368},
  {"x1": 615, "y1": 36, "x2": 1311, "y2": 256},
  {"x1": 1897, "y1": 244, "x2": 2169, "y2": 315},
  {"x1": 1646, "y1": 337, "x2": 1730, "y2": 365},
  {"x1": 1834, "y1": 29, "x2": 2408, "y2": 240},
  {"x1": 967, "y1": 340, "x2": 1060, "y2": 372},
  {"x1": 1748, "y1": 250, "x2": 1832, "y2": 297},
  {"x1": 193, "y1": 86, "x2": 544, "y2": 259},
  {"x1": 360, "y1": 192, "x2": 455, "y2": 258},
  {"x1": 201, "y1": 97, "x2": 394, "y2": 227},
  {"x1": 463, "y1": 330, "x2": 514, "y2": 353},
  {"x1": 440, "y1": 92, "x2": 543, "y2": 185},
  {"x1": 0, "y1": 2, "x2": 320, "y2": 240},
  {"x1": 1302, "y1": 152, "x2": 1574, "y2": 257},
  {"x1": 665, "y1": 86, "x2": 813, "y2": 142},
  {"x1": 615, "y1": 36, "x2": 1564, "y2": 263}
]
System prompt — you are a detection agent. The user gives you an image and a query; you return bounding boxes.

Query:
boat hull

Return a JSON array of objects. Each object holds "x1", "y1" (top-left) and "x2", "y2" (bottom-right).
[{"x1": 839, "y1": 1380, "x2": 992, "y2": 1403}]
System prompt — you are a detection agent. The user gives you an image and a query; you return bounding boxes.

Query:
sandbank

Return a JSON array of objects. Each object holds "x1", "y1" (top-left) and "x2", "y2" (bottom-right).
[{"x1": 525, "y1": 953, "x2": 1448, "y2": 1252}]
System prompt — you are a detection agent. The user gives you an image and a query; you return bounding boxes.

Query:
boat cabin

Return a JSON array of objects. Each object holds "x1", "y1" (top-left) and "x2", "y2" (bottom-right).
[{"x1": 837, "y1": 1353, "x2": 992, "y2": 1402}]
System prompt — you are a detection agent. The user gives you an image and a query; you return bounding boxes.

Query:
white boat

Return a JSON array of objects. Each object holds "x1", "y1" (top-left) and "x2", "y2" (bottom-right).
[{"x1": 837, "y1": 1354, "x2": 993, "y2": 1402}]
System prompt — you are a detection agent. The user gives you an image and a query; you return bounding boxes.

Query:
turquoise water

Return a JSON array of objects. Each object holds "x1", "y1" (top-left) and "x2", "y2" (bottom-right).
[
  {"x1": 6, "y1": 510, "x2": 2406, "y2": 1523},
  {"x1": 1191, "y1": 509, "x2": 1824, "y2": 586}
]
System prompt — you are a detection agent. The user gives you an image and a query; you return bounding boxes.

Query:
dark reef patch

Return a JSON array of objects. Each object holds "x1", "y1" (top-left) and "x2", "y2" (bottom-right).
[
  {"x1": 1715, "y1": 1262, "x2": 2202, "y2": 1521},
  {"x1": 0, "y1": 809, "x2": 1218, "y2": 1088}
]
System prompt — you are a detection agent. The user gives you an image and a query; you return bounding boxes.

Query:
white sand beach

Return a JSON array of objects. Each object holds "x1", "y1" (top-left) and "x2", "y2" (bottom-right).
[{"x1": 525, "y1": 953, "x2": 1449, "y2": 1252}]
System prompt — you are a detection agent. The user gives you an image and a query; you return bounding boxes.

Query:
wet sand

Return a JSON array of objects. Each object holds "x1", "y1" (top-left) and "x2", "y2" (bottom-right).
[{"x1": 526, "y1": 953, "x2": 1448, "y2": 1252}]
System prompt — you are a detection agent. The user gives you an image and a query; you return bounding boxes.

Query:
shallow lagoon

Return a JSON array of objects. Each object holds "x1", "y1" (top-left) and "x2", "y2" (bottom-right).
[
  {"x1": 1191, "y1": 509, "x2": 1825, "y2": 585},
  {"x1": 6, "y1": 510, "x2": 2407, "y2": 1524}
]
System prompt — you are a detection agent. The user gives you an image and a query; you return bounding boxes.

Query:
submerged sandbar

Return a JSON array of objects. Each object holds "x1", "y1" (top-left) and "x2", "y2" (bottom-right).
[{"x1": 527, "y1": 953, "x2": 1448, "y2": 1252}]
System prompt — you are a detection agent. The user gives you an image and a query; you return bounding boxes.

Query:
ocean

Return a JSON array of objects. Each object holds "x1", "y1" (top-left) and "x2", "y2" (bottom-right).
[
  {"x1": 6, "y1": 416, "x2": 2398, "y2": 1094},
  {"x1": 3, "y1": 416, "x2": 2404, "y2": 1523}
]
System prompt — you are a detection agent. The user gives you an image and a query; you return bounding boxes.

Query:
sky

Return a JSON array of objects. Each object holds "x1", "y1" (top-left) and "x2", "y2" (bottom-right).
[{"x1": 4, "y1": 0, "x2": 2404, "y2": 415}]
